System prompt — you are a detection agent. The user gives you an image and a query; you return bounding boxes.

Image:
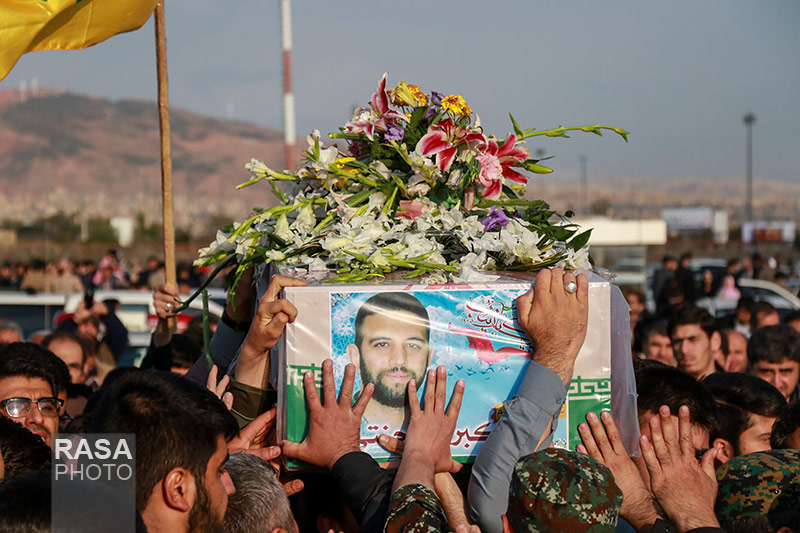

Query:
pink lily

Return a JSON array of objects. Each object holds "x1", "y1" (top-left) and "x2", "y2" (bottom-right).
[
  {"x1": 476, "y1": 134, "x2": 529, "y2": 199},
  {"x1": 416, "y1": 118, "x2": 487, "y2": 172},
  {"x1": 396, "y1": 199, "x2": 426, "y2": 220},
  {"x1": 344, "y1": 73, "x2": 407, "y2": 140}
]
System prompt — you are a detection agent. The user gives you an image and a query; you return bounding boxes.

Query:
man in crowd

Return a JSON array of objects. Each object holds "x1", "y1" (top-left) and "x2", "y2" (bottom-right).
[
  {"x1": 703, "y1": 372, "x2": 786, "y2": 464},
  {"x1": 91, "y1": 370, "x2": 238, "y2": 533},
  {"x1": 749, "y1": 301, "x2": 780, "y2": 331},
  {"x1": 346, "y1": 292, "x2": 433, "y2": 430},
  {"x1": 668, "y1": 305, "x2": 721, "y2": 380},
  {"x1": 0, "y1": 342, "x2": 68, "y2": 447},
  {"x1": 785, "y1": 310, "x2": 800, "y2": 334},
  {"x1": 722, "y1": 329, "x2": 748, "y2": 372},
  {"x1": 42, "y1": 332, "x2": 88, "y2": 385},
  {"x1": 641, "y1": 320, "x2": 677, "y2": 366},
  {"x1": 747, "y1": 324, "x2": 800, "y2": 402},
  {"x1": 0, "y1": 322, "x2": 23, "y2": 345}
]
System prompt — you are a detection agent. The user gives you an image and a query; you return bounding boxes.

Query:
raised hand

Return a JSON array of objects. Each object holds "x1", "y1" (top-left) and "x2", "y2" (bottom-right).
[
  {"x1": 206, "y1": 365, "x2": 233, "y2": 410},
  {"x1": 235, "y1": 274, "x2": 306, "y2": 388},
  {"x1": 282, "y1": 359, "x2": 373, "y2": 470},
  {"x1": 516, "y1": 268, "x2": 588, "y2": 384},
  {"x1": 392, "y1": 366, "x2": 464, "y2": 492},
  {"x1": 640, "y1": 405, "x2": 719, "y2": 531},
  {"x1": 578, "y1": 411, "x2": 661, "y2": 529}
]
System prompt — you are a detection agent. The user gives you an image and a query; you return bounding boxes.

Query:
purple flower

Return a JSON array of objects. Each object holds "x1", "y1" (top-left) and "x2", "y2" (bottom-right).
[
  {"x1": 431, "y1": 91, "x2": 444, "y2": 105},
  {"x1": 480, "y1": 207, "x2": 510, "y2": 232},
  {"x1": 424, "y1": 107, "x2": 437, "y2": 121},
  {"x1": 384, "y1": 122, "x2": 405, "y2": 142}
]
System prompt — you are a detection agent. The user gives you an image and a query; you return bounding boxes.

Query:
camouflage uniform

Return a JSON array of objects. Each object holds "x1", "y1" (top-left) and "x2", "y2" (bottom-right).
[
  {"x1": 384, "y1": 483, "x2": 450, "y2": 533},
  {"x1": 715, "y1": 448, "x2": 800, "y2": 520},
  {"x1": 506, "y1": 448, "x2": 622, "y2": 532}
]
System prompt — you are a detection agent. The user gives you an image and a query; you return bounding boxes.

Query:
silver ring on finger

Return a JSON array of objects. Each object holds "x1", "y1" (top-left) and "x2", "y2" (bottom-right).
[
  {"x1": 565, "y1": 280, "x2": 578, "y2": 294},
  {"x1": 165, "y1": 303, "x2": 173, "y2": 312}
]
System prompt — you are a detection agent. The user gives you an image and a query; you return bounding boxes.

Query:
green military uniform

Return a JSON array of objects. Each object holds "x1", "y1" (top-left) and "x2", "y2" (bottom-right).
[
  {"x1": 715, "y1": 448, "x2": 800, "y2": 521},
  {"x1": 506, "y1": 448, "x2": 622, "y2": 532},
  {"x1": 384, "y1": 483, "x2": 449, "y2": 533}
]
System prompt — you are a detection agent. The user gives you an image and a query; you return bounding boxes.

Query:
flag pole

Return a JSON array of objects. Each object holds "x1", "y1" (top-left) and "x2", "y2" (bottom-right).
[{"x1": 154, "y1": 0, "x2": 177, "y2": 328}]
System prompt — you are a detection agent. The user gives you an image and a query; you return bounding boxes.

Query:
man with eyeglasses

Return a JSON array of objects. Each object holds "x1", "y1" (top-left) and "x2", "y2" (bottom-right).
[{"x1": 0, "y1": 342, "x2": 68, "y2": 447}]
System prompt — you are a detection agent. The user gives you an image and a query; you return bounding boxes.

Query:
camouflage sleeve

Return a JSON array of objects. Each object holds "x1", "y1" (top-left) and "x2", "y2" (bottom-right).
[{"x1": 384, "y1": 483, "x2": 450, "y2": 533}]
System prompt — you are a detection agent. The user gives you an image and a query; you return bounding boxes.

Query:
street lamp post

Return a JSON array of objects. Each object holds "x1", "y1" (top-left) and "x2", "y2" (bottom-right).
[{"x1": 743, "y1": 112, "x2": 756, "y2": 224}]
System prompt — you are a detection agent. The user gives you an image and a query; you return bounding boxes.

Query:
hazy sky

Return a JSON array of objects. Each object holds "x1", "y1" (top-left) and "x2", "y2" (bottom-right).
[{"x1": 4, "y1": 0, "x2": 799, "y2": 184}]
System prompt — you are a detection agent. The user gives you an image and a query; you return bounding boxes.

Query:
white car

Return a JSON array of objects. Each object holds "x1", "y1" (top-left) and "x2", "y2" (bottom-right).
[{"x1": 695, "y1": 278, "x2": 800, "y2": 319}]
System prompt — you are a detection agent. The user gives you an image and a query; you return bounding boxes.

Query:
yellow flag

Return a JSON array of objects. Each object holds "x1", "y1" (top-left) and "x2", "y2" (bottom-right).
[{"x1": 0, "y1": 0, "x2": 157, "y2": 81}]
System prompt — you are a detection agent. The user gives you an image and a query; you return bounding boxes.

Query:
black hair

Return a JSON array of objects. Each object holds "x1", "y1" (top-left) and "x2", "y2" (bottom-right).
[
  {"x1": 771, "y1": 401, "x2": 800, "y2": 449},
  {"x1": 747, "y1": 324, "x2": 800, "y2": 366},
  {"x1": 735, "y1": 296, "x2": 754, "y2": 312},
  {"x1": 0, "y1": 470, "x2": 51, "y2": 532},
  {"x1": 633, "y1": 359, "x2": 718, "y2": 435},
  {"x1": 702, "y1": 372, "x2": 786, "y2": 454},
  {"x1": 0, "y1": 416, "x2": 52, "y2": 478},
  {"x1": 0, "y1": 342, "x2": 69, "y2": 396},
  {"x1": 667, "y1": 305, "x2": 716, "y2": 339},
  {"x1": 783, "y1": 310, "x2": 800, "y2": 325},
  {"x1": 702, "y1": 372, "x2": 786, "y2": 418},
  {"x1": 353, "y1": 292, "x2": 429, "y2": 350},
  {"x1": 90, "y1": 370, "x2": 238, "y2": 511},
  {"x1": 170, "y1": 333, "x2": 202, "y2": 369}
]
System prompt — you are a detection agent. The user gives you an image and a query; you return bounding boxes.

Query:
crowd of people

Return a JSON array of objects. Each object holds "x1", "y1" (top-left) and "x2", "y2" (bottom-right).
[
  {"x1": 0, "y1": 254, "x2": 799, "y2": 532},
  {"x1": 0, "y1": 250, "x2": 208, "y2": 294}
]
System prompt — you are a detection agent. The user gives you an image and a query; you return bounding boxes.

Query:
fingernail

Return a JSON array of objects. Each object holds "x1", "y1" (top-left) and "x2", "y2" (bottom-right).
[
  {"x1": 586, "y1": 412, "x2": 597, "y2": 421},
  {"x1": 270, "y1": 446, "x2": 280, "y2": 455},
  {"x1": 601, "y1": 410, "x2": 610, "y2": 420},
  {"x1": 680, "y1": 405, "x2": 689, "y2": 416},
  {"x1": 659, "y1": 405, "x2": 670, "y2": 416},
  {"x1": 579, "y1": 423, "x2": 589, "y2": 431},
  {"x1": 304, "y1": 371, "x2": 311, "y2": 379}
]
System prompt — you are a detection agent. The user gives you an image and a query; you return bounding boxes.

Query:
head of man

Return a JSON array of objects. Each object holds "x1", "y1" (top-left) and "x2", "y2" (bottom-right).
[
  {"x1": 734, "y1": 297, "x2": 754, "y2": 330},
  {"x1": 0, "y1": 415, "x2": 51, "y2": 480},
  {"x1": 0, "y1": 342, "x2": 69, "y2": 447},
  {"x1": 223, "y1": 453, "x2": 298, "y2": 533},
  {"x1": 0, "y1": 323, "x2": 23, "y2": 346},
  {"x1": 750, "y1": 301, "x2": 780, "y2": 331},
  {"x1": 784, "y1": 310, "x2": 800, "y2": 335},
  {"x1": 747, "y1": 324, "x2": 800, "y2": 402},
  {"x1": 643, "y1": 320, "x2": 676, "y2": 367},
  {"x1": 703, "y1": 372, "x2": 786, "y2": 463},
  {"x1": 346, "y1": 293, "x2": 432, "y2": 408},
  {"x1": 724, "y1": 329, "x2": 749, "y2": 373},
  {"x1": 42, "y1": 332, "x2": 88, "y2": 384},
  {"x1": 668, "y1": 306, "x2": 720, "y2": 379},
  {"x1": 634, "y1": 359, "x2": 718, "y2": 455},
  {"x1": 771, "y1": 401, "x2": 800, "y2": 450},
  {"x1": 91, "y1": 370, "x2": 238, "y2": 533}
]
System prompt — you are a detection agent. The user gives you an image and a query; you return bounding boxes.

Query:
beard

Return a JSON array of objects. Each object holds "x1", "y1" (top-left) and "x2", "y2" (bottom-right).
[
  {"x1": 188, "y1": 479, "x2": 224, "y2": 533},
  {"x1": 360, "y1": 361, "x2": 424, "y2": 408}
]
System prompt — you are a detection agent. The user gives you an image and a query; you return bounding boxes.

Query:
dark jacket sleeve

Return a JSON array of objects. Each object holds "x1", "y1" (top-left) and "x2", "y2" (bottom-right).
[
  {"x1": 140, "y1": 338, "x2": 173, "y2": 372},
  {"x1": 331, "y1": 452, "x2": 396, "y2": 533},
  {"x1": 101, "y1": 311, "x2": 128, "y2": 362}
]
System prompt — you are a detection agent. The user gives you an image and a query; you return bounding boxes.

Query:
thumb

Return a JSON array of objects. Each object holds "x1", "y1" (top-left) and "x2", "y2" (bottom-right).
[
  {"x1": 281, "y1": 440, "x2": 301, "y2": 459},
  {"x1": 700, "y1": 447, "x2": 718, "y2": 478}
]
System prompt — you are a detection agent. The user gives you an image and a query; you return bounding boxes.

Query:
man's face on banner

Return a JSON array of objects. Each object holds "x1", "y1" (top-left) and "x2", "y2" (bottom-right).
[{"x1": 348, "y1": 310, "x2": 432, "y2": 408}]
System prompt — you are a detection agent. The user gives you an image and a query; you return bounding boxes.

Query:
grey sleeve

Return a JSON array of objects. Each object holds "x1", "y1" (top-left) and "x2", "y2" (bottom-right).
[{"x1": 467, "y1": 360, "x2": 568, "y2": 533}]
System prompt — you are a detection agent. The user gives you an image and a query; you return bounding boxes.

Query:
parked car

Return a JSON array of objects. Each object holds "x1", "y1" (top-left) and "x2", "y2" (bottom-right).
[
  {"x1": 0, "y1": 292, "x2": 68, "y2": 339},
  {"x1": 695, "y1": 278, "x2": 800, "y2": 319},
  {"x1": 61, "y1": 290, "x2": 224, "y2": 366}
]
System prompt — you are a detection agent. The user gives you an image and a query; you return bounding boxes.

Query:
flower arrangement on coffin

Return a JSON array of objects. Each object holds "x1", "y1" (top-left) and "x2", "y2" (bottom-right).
[{"x1": 195, "y1": 73, "x2": 628, "y2": 292}]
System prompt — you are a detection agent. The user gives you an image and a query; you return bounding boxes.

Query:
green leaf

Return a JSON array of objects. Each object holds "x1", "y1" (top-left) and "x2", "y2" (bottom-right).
[
  {"x1": 508, "y1": 113, "x2": 524, "y2": 137},
  {"x1": 568, "y1": 229, "x2": 592, "y2": 250}
]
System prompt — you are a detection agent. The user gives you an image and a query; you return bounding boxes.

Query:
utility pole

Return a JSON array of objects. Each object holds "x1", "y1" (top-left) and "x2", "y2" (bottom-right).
[
  {"x1": 281, "y1": 0, "x2": 296, "y2": 171},
  {"x1": 743, "y1": 112, "x2": 756, "y2": 224}
]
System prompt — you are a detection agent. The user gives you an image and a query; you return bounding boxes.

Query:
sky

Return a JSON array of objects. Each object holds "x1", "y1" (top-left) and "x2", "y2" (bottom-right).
[{"x1": 4, "y1": 0, "x2": 799, "y2": 185}]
